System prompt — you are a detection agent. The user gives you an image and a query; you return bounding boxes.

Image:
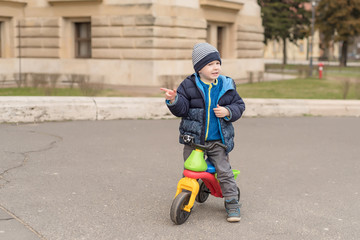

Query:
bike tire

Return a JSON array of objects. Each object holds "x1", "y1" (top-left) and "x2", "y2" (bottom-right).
[
  {"x1": 196, "y1": 180, "x2": 210, "y2": 203},
  {"x1": 170, "y1": 191, "x2": 191, "y2": 225}
]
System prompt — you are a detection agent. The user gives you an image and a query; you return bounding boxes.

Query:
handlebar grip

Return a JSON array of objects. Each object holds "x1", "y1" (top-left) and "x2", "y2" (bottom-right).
[{"x1": 181, "y1": 135, "x2": 193, "y2": 144}]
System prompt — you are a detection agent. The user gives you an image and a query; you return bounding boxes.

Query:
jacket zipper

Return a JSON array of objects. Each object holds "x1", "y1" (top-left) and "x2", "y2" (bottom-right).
[{"x1": 205, "y1": 84, "x2": 212, "y2": 140}]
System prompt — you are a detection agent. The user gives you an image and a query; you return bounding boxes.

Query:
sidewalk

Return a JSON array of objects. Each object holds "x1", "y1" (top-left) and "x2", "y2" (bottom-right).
[{"x1": 0, "y1": 96, "x2": 359, "y2": 123}]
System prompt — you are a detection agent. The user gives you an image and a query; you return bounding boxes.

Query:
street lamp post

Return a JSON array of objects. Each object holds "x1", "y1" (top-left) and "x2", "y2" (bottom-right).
[{"x1": 309, "y1": 0, "x2": 316, "y2": 77}]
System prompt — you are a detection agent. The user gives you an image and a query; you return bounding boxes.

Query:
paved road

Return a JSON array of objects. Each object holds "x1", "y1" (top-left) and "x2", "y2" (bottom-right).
[{"x1": 1, "y1": 118, "x2": 360, "y2": 240}]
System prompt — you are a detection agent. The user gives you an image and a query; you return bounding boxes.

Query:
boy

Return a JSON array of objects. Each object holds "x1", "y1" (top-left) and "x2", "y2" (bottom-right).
[{"x1": 161, "y1": 42, "x2": 245, "y2": 222}]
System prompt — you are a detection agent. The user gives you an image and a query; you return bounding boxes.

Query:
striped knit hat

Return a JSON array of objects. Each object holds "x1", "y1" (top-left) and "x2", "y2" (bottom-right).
[{"x1": 192, "y1": 43, "x2": 222, "y2": 72}]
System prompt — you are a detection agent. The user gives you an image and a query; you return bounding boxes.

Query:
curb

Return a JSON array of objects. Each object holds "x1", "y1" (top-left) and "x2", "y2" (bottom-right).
[{"x1": 0, "y1": 97, "x2": 359, "y2": 123}]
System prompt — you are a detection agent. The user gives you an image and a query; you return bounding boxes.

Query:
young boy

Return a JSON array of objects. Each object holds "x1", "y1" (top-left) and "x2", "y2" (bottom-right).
[{"x1": 161, "y1": 42, "x2": 245, "y2": 222}]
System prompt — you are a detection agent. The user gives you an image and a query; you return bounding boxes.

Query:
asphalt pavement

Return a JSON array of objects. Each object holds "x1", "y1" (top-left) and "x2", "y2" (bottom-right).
[{"x1": 1, "y1": 118, "x2": 360, "y2": 240}]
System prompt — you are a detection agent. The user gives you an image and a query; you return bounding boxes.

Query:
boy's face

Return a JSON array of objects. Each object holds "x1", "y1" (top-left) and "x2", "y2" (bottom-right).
[{"x1": 198, "y1": 60, "x2": 221, "y2": 83}]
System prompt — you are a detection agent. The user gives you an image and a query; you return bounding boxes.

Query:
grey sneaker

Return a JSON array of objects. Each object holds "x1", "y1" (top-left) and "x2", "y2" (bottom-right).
[{"x1": 225, "y1": 199, "x2": 241, "y2": 222}]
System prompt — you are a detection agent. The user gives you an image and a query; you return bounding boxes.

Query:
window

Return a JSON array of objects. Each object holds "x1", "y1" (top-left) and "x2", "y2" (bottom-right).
[
  {"x1": 75, "y1": 22, "x2": 91, "y2": 58},
  {"x1": 299, "y1": 43, "x2": 304, "y2": 53}
]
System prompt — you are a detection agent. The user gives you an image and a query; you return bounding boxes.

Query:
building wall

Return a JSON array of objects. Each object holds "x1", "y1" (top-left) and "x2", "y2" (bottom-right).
[
  {"x1": 263, "y1": 31, "x2": 340, "y2": 63},
  {"x1": 0, "y1": 0, "x2": 264, "y2": 87}
]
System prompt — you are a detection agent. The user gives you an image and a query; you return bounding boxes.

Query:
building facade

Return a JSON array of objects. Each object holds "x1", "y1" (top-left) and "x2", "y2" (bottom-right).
[
  {"x1": 263, "y1": 30, "x2": 341, "y2": 63},
  {"x1": 0, "y1": 0, "x2": 264, "y2": 87}
]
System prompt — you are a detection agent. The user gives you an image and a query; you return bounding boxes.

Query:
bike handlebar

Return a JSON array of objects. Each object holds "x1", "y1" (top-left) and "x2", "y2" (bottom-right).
[{"x1": 181, "y1": 135, "x2": 227, "y2": 151}]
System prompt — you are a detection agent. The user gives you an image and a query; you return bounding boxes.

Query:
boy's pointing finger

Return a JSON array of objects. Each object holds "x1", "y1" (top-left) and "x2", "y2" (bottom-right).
[
  {"x1": 160, "y1": 88, "x2": 177, "y2": 94},
  {"x1": 160, "y1": 88, "x2": 171, "y2": 92}
]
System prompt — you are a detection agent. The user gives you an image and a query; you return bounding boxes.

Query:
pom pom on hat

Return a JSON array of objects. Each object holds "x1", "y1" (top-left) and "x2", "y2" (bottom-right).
[{"x1": 192, "y1": 43, "x2": 222, "y2": 72}]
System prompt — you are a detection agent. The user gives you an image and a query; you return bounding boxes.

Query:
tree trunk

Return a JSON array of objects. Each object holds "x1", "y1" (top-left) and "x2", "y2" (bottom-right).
[
  {"x1": 282, "y1": 38, "x2": 287, "y2": 65},
  {"x1": 340, "y1": 40, "x2": 348, "y2": 67}
]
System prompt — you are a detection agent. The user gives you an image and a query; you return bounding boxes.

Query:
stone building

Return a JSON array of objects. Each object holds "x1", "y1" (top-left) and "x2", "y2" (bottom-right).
[
  {"x1": 0, "y1": 0, "x2": 264, "y2": 88},
  {"x1": 263, "y1": 29, "x2": 341, "y2": 63}
]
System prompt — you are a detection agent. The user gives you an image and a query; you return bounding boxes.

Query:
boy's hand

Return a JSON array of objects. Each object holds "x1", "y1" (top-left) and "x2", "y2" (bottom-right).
[
  {"x1": 214, "y1": 104, "x2": 230, "y2": 118},
  {"x1": 160, "y1": 88, "x2": 177, "y2": 103}
]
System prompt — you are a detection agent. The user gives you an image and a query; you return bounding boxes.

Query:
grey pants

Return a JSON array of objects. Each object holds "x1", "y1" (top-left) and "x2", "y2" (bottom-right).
[{"x1": 183, "y1": 141, "x2": 239, "y2": 200}]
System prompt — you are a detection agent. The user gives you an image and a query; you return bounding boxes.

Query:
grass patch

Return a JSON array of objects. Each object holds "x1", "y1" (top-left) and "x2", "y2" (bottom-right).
[
  {"x1": 238, "y1": 77, "x2": 360, "y2": 100},
  {"x1": 2, "y1": 78, "x2": 359, "y2": 100},
  {"x1": 266, "y1": 64, "x2": 360, "y2": 77},
  {"x1": 0, "y1": 87, "x2": 87, "y2": 96},
  {"x1": 0, "y1": 87, "x2": 127, "y2": 97},
  {"x1": 1, "y1": 63, "x2": 359, "y2": 99}
]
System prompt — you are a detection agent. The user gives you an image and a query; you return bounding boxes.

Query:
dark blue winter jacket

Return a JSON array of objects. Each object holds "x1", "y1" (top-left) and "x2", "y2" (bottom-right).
[{"x1": 166, "y1": 73, "x2": 245, "y2": 153}]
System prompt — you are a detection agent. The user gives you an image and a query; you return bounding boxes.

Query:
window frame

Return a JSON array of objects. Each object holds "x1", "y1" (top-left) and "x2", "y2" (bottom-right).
[
  {"x1": 0, "y1": 17, "x2": 15, "y2": 58},
  {"x1": 206, "y1": 22, "x2": 234, "y2": 58}
]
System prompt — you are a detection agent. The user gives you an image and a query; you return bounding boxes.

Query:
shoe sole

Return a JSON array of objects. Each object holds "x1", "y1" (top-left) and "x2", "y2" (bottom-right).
[{"x1": 227, "y1": 217, "x2": 241, "y2": 222}]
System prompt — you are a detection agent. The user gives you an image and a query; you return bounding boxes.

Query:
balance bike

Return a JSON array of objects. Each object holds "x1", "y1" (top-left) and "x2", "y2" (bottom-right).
[{"x1": 170, "y1": 135, "x2": 240, "y2": 225}]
